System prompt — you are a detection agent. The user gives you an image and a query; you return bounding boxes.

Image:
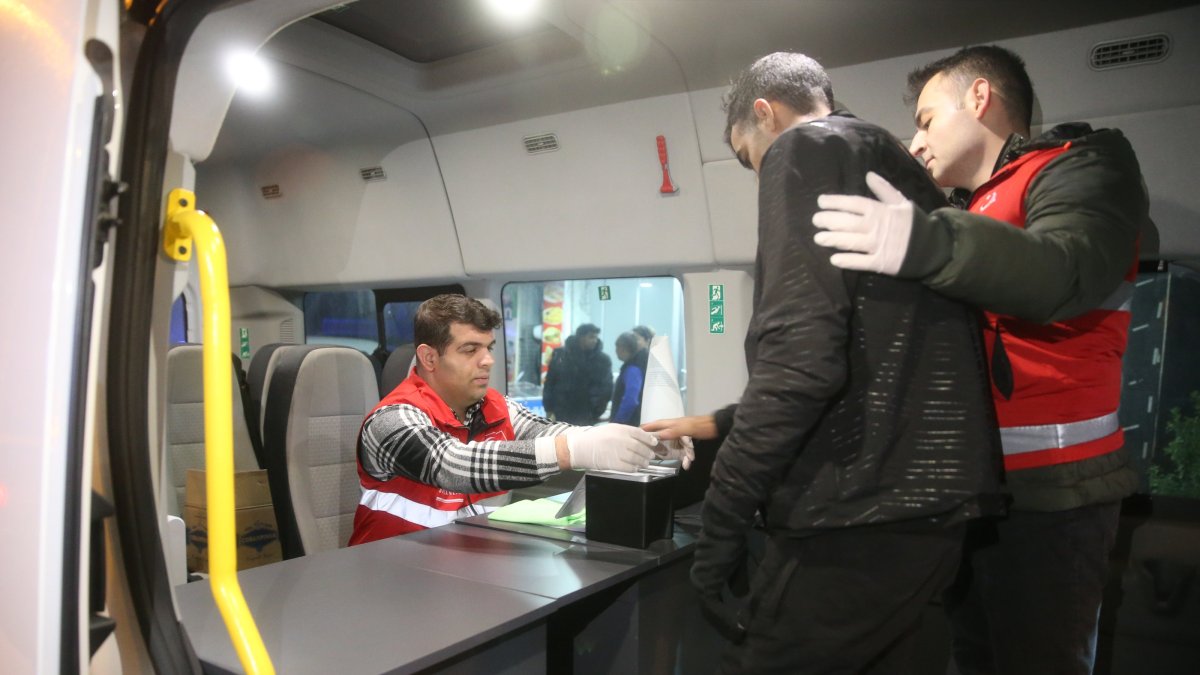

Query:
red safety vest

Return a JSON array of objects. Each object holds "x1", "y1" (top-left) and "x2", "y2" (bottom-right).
[
  {"x1": 971, "y1": 144, "x2": 1135, "y2": 472},
  {"x1": 348, "y1": 371, "x2": 513, "y2": 545}
]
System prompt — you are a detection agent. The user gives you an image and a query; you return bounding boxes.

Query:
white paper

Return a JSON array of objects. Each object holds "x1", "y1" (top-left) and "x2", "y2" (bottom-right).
[{"x1": 639, "y1": 336, "x2": 685, "y2": 424}]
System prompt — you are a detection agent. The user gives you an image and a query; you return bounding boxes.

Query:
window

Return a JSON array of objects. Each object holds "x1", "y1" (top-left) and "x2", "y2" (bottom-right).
[
  {"x1": 303, "y1": 290, "x2": 378, "y2": 352},
  {"x1": 1119, "y1": 262, "x2": 1200, "y2": 500},
  {"x1": 382, "y1": 301, "x2": 420, "y2": 351},
  {"x1": 501, "y1": 277, "x2": 686, "y2": 424},
  {"x1": 169, "y1": 294, "x2": 188, "y2": 344}
]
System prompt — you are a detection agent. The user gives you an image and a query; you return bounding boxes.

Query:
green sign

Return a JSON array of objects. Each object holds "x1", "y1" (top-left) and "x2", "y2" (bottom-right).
[
  {"x1": 598, "y1": 285, "x2": 611, "y2": 301},
  {"x1": 239, "y1": 327, "x2": 250, "y2": 359},
  {"x1": 708, "y1": 284, "x2": 725, "y2": 334}
]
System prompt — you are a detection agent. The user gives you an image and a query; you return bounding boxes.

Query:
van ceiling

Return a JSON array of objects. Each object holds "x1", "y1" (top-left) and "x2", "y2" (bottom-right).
[
  {"x1": 181, "y1": 0, "x2": 1200, "y2": 162},
  {"x1": 312, "y1": 0, "x2": 1199, "y2": 88}
]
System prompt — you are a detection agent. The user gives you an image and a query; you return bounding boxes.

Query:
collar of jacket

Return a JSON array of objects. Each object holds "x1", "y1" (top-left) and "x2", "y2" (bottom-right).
[
  {"x1": 402, "y1": 369, "x2": 507, "y2": 430},
  {"x1": 949, "y1": 122, "x2": 1097, "y2": 208}
]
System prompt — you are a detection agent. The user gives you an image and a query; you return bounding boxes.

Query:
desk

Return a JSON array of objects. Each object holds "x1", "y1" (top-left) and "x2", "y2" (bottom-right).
[{"x1": 176, "y1": 507, "x2": 723, "y2": 673}]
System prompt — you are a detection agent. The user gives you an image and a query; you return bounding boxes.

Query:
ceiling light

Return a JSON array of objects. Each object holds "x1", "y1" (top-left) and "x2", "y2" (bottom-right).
[
  {"x1": 226, "y1": 50, "x2": 273, "y2": 97},
  {"x1": 483, "y1": 0, "x2": 539, "y2": 23}
]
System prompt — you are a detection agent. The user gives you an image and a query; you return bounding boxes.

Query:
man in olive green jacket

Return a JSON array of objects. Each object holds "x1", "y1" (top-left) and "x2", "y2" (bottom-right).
[{"x1": 813, "y1": 45, "x2": 1148, "y2": 675}]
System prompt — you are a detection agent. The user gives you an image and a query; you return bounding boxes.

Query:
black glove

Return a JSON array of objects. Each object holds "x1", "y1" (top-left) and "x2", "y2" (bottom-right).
[{"x1": 691, "y1": 523, "x2": 751, "y2": 644}]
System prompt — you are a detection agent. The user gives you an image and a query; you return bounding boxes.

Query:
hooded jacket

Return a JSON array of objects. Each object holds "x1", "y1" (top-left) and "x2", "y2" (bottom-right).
[{"x1": 542, "y1": 335, "x2": 613, "y2": 424}]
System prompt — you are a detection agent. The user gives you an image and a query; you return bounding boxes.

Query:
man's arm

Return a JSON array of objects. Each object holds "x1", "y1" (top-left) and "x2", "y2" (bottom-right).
[
  {"x1": 359, "y1": 404, "x2": 562, "y2": 493},
  {"x1": 694, "y1": 129, "x2": 853, "y2": 598},
  {"x1": 920, "y1": 138, "x2": 1144, "y2": 322},
  {"x1": 814, "y1": 133, "x2": 1145, "y2": 323},
  {"x1": 590, "y1": 354, "x2": 614, "y2": 418}
]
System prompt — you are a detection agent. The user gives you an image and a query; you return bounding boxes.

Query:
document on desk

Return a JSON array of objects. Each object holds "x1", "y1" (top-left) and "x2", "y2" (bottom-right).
[{"x1": 640, "y1": 336, "x2": 684, "y2": 424}]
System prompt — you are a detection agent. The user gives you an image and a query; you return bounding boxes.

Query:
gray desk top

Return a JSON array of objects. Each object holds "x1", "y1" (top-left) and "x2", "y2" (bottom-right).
[
  {"x1": 378, "y1": 521, "x2": 692, "y2": 606},
  {"x1": 175, "y1": 539, "x2": 555, "y2": 675},
  {"x1": 177, "y1": 507, "x2": 703, "y2": 674}
]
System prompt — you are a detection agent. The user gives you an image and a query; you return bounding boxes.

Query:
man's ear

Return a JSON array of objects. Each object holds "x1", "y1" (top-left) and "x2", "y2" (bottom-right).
[
  {"x1": 415, "y1": 344, "x2": 438, "y2": 371},
  {"x1": 968, "y1": 78, "x2": 992, "y2": 120},
  {"x1": 752, "y1": 98, "x2": 777, "y2": 131}
]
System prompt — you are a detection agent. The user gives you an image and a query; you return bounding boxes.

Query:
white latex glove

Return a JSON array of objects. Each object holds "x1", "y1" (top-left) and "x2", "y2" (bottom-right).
[
  {"x1": 566, "y1": 424, "x2": 658, "y2": 472},
  {"x1": 652, "y1": 436, "x2": 695, "y2": 470},
  {"x1": 811, "y1": 171, "x2": 914, "y2": 275}
]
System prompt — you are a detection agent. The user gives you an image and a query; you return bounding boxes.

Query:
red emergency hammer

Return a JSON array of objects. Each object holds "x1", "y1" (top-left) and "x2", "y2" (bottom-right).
[{"x1": 657, "y1": 135, "x2": 679, "y2": 194}]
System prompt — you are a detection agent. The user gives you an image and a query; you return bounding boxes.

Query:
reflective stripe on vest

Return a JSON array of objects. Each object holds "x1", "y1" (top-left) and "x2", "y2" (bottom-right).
[
  {"x1": 358, "y1": 487, "x2": 501, "y2": 530},
  {"x1": 1001, "y1": 410, "x2": 1120, "y2": 455}
]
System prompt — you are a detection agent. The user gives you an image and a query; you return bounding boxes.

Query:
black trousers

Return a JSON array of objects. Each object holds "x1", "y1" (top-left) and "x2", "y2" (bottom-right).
[
  {"x1": 718, "y1": 523, "x2": 965, "y2": 675},
  {"x1": 946, "y1": 501, "x2": 1122, "y2": 675}
]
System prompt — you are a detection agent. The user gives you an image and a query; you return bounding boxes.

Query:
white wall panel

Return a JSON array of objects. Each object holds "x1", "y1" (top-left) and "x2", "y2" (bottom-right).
[
  {"x1": 703, "y1": 160, "x2": 758, "y2": 266},
  {"x1": 682, "y1": 270, "x2": 753, "y2": 416},
  {"x1": 433, "y1": 93, "x2": 714, "y2": 277}
]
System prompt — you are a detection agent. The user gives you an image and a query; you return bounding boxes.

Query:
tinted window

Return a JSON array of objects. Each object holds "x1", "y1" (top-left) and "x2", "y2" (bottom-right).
[
  {"x1": 303, "y1": 290, "x2": 378, "y2": 352},
  {"x1": 1120, "y1": 263, "x2": 1200, "y2": 499}
]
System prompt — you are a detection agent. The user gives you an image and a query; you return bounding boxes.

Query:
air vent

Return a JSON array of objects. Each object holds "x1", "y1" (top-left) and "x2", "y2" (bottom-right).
[
  {"x1": 360, "y1": 166, "x2": 387, "y2": 182},
  {"x1": 1090, "y1": 33, "x2": 1170, "y2": 70},
  {"x1": 261, "y1": 184, "x2": 281, "y2": 199},
  {"x1": 523, "y1": 133, "x2": 560, "y2": 155},
  {"x1": 279, "y1": 318, "x2": 295, "y2": 343}
]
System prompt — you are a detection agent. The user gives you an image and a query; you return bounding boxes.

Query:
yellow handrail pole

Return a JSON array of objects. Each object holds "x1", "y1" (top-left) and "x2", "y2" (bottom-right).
[{"x1": 164, "y1": 189, "x2": 275, "y2": 675}]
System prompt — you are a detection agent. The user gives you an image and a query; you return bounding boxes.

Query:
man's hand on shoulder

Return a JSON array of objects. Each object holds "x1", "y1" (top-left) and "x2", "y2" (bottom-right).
[{"x1": 812, "y1": 171, "x2": 953, "y2": 280}]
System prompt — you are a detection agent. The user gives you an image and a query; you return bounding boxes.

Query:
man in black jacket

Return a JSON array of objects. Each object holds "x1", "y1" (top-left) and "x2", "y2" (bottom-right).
[
  {"x1": 542, "y1": 323, "x2": 612, "y2": 425},
  {"x1": 646, "y1": 52, "x2": 1003, "y2": 673}
]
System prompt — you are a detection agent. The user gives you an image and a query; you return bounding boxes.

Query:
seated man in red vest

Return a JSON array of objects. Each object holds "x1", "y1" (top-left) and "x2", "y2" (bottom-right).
[
  {"x1": 810, "y1": 45, "x2": 1146, "y2": 675},
  {"x1": 349, "y1": 294, "x2": 660, "y2": 544}
]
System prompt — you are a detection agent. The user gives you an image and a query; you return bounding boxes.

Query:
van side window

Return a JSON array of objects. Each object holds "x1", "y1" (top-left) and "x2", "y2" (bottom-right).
[
  {"x1": 169, "y1": 295, "x2": 187, "y2": 344},
  {"x1": 303, "y1": 290, "x2": 378, "y2": 352},
  {"x1": 1120, "y1": 262, "x2": 1200, "y2": 500},
  {"x1": 501, "y1": 277, "x2": 686, "y2": 425}
]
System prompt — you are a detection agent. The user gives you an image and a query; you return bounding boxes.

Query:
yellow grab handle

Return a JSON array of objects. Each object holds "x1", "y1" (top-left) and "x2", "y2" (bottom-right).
[{"x1": 164, "y1": 188, "x2": 275, "y2": 675}]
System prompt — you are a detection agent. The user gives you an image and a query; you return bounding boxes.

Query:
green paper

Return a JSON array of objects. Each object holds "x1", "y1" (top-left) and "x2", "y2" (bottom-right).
[{"x1": 488, "y1": 497, "x2": 585, "y2": 527}]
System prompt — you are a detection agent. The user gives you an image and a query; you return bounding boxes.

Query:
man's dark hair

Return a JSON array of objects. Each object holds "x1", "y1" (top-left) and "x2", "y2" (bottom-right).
[
  {"x1": 413, "y1": 294, "x2": 501, "y2": 354},
  {"x1": 576, "y1": 323, "x2": 601, "y2": 337},
  {"x1": 905, "y1": 45, "x2": 1034, "y2": 132},
  {"x1": 723, "y1": 52, "x2": 834, "y2": 144},
  {"x1": 631, "y1": 325, "x2": 655, "y2": 343}
]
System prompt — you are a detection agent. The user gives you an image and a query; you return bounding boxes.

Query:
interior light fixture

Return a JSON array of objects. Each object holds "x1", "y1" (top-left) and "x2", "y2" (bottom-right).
[
  {"x1": 483, "y1": 0, "x2": 540, "y2": 23},
  {"x1": 226, "y1": 50, "x2": 273, "y2": 97}
]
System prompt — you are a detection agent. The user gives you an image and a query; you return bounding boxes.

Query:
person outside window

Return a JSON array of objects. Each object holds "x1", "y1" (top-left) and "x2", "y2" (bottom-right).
[
  {"x1": 542, "y1": 323, "x2": 613, "y2": 425},
  {"x1": 611, "y1": 331, "x2": 648, "y2": 425}
]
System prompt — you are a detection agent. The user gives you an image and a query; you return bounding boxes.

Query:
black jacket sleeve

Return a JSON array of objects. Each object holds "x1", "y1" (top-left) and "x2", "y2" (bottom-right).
[
  {"x1": 589, "y1": 352, "x2": 614, "y2": 417},
  {"x1": 693, "y1": 127, "x2": 853, "y2": 598}
]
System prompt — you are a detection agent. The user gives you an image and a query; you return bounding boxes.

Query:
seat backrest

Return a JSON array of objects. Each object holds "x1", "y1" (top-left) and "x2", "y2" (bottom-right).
[
  {"x1": 261, "y1": 345, "x2": 379, "y2": 557},
  {"x1": 163, "y1": 345, "x2": 260, "y2": 516},
  {"x1": 379, "y1": 343, "x2": 416, "y2": 397},
  {"x1": 247, "y1": 342, "x2": 289, "y2": 443}
]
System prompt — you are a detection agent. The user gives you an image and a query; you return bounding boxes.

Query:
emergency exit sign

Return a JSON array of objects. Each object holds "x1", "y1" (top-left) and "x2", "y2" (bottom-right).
[
  {"x1": 708, "y1": 284, "x2": 725, "y2": 334},
  {"x1": 598, "y1": 285, "x2": 611, "y2": 301}
]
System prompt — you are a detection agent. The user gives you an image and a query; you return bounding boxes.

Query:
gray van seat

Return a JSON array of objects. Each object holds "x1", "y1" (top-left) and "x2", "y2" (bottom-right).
[
  {"x1": 379, "y1": 343, "x2": 416, "y2": 397},
  {"x1": 261, "y1": 345, "x2": 379, "y2": 557},
  {"x1": 163, "y1": 345, "x2": 260, "y2": 516},
  {"x1": 247, "y1": 342, "x2": 289, "y2": 442}
]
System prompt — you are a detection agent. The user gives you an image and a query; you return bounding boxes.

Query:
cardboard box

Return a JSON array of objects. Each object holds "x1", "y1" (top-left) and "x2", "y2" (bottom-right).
[
  {"x1": 184, "y1": 468, "x2": 281, "y2": 573},
  {"x1": 585, "y1": 471, "x2": 676, "y2": 549}
]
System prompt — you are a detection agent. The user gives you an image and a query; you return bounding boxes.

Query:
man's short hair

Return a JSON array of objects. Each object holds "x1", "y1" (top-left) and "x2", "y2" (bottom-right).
[
  {"x1": 723, "y1": 52, "x2": 835, "y2": 144},
  {"x1": 905, "y1": 45, "x2": 1034, "y2": 132},
  {"x1": 631, "y1": 325, "x2": 655, "y2": 343},
  {"x1": 414, "y1": 294, "x2": 501, "y2": 354},
  {"x1": 576, "y1": 323, "x2": 601, "y2": 337}
]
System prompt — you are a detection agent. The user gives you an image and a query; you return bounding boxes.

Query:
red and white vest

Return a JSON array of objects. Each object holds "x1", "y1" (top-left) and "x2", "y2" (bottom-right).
[
  {"x1": 348, "y1": 372, "x2": 513, "y2": 545},
  {"x1": 971, "y1": 143, "x2": 1135, "y2": 472}
]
